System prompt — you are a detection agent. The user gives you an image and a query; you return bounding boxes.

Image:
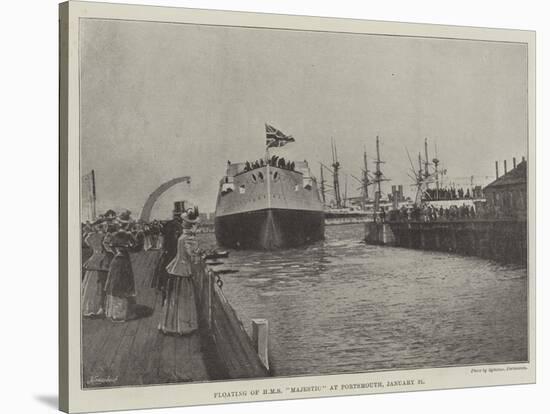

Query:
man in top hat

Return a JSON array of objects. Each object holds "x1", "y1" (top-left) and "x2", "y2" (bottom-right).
[
  {"x1": 164, "y1": 203, "x2": 186, "y2": 256},
  {"x1": 151, "y1": 203, "x2": 184, "y2": 296}
]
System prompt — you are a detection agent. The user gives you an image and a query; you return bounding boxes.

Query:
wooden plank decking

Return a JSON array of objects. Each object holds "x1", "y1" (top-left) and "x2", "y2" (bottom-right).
[{"x1": 82, "y1": 250, "x2": 214, "y2": 388}]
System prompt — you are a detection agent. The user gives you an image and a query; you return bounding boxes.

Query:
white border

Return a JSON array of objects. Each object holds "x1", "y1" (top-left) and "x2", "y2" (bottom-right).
[{"x1": 60, "y1": 1, "x2": 536, "y2": 412}]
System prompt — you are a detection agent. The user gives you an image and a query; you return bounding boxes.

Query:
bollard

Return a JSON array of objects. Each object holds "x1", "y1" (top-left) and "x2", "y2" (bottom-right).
[{"x1": 252, "y1": 319, "x2": 269, "y2": 370}]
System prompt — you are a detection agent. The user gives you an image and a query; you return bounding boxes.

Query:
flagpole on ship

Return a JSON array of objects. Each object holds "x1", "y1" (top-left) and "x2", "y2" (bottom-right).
[
  {"x1": 264, "y1": 123, "x2": 272, "y2": 209},
  {"x1": 264, "y1": 122, "x2": 270, "y2": 163}
]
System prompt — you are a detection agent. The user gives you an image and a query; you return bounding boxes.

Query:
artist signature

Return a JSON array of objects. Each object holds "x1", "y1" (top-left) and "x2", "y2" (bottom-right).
[{"x1": 88, "y1": 375, "x2": 118, "y2": 386}]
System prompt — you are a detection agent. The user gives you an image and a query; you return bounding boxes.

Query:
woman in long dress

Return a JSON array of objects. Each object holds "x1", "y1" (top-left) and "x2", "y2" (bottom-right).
[
  {"x1": 104, "y1": 223, "x2": 140, "y2": 322},
  {"x1": 151, "y1": 220, "x2": 162, "y2": 250},
  {"x1": 158, "y1": 209, "x2": 200, "y2": 335},
  {"x1": 142, "y1": 223, "x2": 153, "y2": 251},
  {"x1": 82, "y1": 222, "x2": 108, "y2": 317}
]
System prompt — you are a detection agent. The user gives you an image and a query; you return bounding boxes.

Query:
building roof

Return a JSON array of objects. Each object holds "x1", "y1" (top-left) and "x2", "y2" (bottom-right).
[{"x1": 484, "y1": 160, "x2": 527, "y2": 190}]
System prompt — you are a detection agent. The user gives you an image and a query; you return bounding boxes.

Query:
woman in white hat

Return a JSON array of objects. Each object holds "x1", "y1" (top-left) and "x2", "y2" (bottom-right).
[{"x1": 158, "y1": 207, "x2": 200, "y2": 335}]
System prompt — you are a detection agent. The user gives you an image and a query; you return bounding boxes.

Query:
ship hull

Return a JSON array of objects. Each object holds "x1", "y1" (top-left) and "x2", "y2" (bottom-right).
[{"x1": 215, "y1": 208, "x2": 325, "y2": 250}]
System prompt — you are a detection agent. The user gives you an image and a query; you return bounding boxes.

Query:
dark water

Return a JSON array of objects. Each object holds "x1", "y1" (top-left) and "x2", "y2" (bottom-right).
[{"x1": 198, "y1": 223, "x2": 528, "y2": 377}]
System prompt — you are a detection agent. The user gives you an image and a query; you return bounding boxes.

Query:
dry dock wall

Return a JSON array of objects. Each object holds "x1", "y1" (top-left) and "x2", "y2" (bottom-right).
[
  {"x1": 365, "y1": 220, "x2": 527, "y2": 265},
  {"x1": 190, "y1": 255, "x2": 270, "y2": 379}
]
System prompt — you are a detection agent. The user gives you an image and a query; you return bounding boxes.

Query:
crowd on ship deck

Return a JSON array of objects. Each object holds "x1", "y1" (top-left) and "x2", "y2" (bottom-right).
[
  {"x1": 240, "y1": 155, "x2": 296, "y2": 172},
  {"x1": 80, "y1": 206, "x2": 202, "y2": 336}
]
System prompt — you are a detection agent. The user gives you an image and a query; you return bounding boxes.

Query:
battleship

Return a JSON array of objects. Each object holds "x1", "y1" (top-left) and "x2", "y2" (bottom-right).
[{"x1": 214, "y1": 125, "x2": 325, "y2": 249}]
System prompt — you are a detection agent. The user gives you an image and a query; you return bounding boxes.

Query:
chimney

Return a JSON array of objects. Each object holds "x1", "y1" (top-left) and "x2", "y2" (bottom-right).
[
  {"x1": 495, "y1": 161, "x2": 499, "y2": 179},
  {"x1": 513, "y1": 157, "x2": 517, "y2": 168},
  {"x1": 504, "y1": 160, "x2": 507, "y2": 174}
]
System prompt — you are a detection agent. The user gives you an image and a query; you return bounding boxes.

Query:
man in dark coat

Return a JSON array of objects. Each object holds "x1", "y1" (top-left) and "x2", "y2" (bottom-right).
[
  {"x1": 162, "y1": 216, "x2": 182, "y2": 263},
  {"x1": 151, "y1": 211, "x2": 182, "y2": 302}
]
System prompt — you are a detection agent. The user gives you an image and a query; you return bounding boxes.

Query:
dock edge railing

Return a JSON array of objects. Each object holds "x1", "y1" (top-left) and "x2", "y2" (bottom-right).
[{"x1": 190, "y1": 253, "x2": 271, "y2": 378}]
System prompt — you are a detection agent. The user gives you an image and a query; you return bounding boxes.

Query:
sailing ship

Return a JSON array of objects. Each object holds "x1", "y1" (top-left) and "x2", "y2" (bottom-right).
[
  {"x1": 406, "y1": 138, "x2": 488, "y2": 206},
  {"x1": 214, "y1": 124, "x2": 325, "y2": 249},
  {"x1": 321, "y1": 136, "x2": 392, "y2": 221}
]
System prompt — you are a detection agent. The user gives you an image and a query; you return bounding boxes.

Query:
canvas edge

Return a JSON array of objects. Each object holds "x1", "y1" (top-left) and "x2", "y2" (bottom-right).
[
  {"x1": 59, "y1": 1, "x2": 70, "y2": 412},
  {"x1": 59, "y1": 1, "x2": 537, "y2": 412}
]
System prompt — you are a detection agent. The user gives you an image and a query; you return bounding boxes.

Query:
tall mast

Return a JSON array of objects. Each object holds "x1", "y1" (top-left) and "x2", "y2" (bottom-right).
[
  {"x1": 432, "y1": 141, "x2": 440, "y2": 200},
  {"x1": 376, "y1": 136, "x2": 382, "y2": 196},
  {"x1": 423, "y1": 138, "x2": 430, "y2": 187},
  {"x1": 362, "y1": 148, "x2": 370, "y2": 209},
  {"x1": 331, "y1": 137, "x2": 342, "y2": 208},
  {"x1": 344, "y1": 174, "x2": 348, "y2": 208},
  {"x1": 319, "y1": 163, "x2": 326, "y2": 205},
  {"x1": 414, "y1": 152, "x2": 424, "y2": 205},
  {"x1": 373, "y1": 135, "x2": 387, "y2": 212}
]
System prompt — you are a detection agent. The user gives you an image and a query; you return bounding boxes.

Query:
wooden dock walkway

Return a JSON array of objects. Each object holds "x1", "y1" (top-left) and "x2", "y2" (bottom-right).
[{"x1": 82, "y1": 250, "x2": 216, "y2": 388}]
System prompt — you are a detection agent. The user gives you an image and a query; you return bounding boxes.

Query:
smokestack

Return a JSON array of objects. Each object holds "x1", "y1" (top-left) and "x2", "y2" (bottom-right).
[
  {"x1": 504, "y1": 160, "x2": 508, "y2": 174},
  {"x1": 495, "y1": 161, "x2": 499, "y2": 179},
  {"x1": 513, "y1": 157, "x2": 517, "y2": 168}
]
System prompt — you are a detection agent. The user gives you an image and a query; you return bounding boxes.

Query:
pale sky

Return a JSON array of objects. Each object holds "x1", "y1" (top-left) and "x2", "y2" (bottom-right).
[{"x1": 80, "y1": 19, "x2": 528, "y2": 218}]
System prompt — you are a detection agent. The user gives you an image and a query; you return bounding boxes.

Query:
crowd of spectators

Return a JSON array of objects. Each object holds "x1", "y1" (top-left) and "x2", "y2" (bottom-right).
[
  {"x1": 375, "y1": 201, "x2": 514, "y2": 223},
  {"x1": 381, "y1": 203, "x2": 479, "y2": 223},
  {"x1": 423, "y1": 186, "x2": 474, "y2": 201},
  {"x1": 81, "y1": 210, "x2": 164, "y2": 251}
]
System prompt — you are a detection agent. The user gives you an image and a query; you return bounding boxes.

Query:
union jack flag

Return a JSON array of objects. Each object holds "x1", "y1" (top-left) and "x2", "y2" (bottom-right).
[{"x1": 265, "y1": 123, "x2": 295, "y2": 148}]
